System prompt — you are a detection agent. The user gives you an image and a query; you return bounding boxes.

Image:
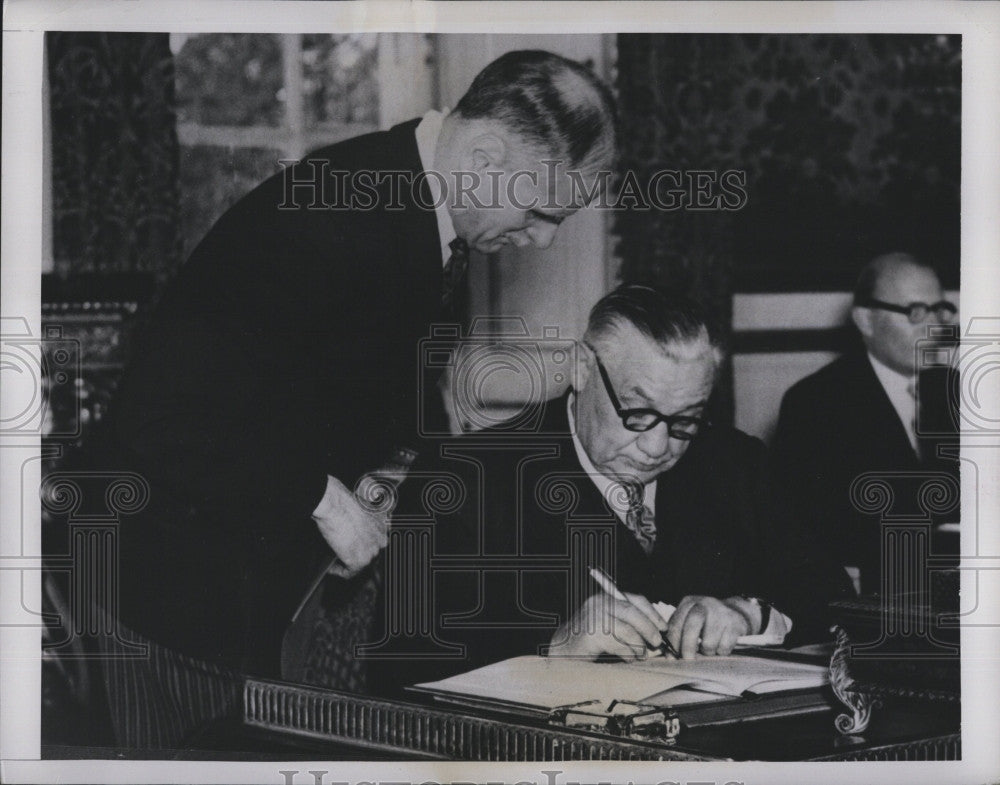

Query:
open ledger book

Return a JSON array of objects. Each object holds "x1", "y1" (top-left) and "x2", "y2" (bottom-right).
[{"x1": 412, "y1": 654, "x2": 829, "y2": 714}]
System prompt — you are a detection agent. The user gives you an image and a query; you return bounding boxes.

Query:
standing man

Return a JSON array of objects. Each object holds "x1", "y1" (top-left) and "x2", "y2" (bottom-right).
[
  {"x1": 771, "y1": 252, "x2": 959, "y2": 595},
  {"x1": 85, "y1": 50, "x2": 616, "y2": 747}
]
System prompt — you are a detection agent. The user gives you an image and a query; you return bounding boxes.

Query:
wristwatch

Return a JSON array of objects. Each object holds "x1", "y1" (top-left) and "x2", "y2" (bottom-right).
[{"x1": 739, "y1": 595, "x2": 772, "y2": 635}]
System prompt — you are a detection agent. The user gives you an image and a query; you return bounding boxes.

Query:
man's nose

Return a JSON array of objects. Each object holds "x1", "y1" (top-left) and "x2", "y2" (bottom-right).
[
  {"x1": 636, "y1": 422, "x2": 672, "y2": 458},
  {"x1": 527, "y1": 221, "x2": 559, "y2": 249}
]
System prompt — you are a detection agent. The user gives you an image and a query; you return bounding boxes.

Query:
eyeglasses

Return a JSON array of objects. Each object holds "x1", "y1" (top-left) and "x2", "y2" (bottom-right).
[
  {"x1": 857, "y1": 297, "x2": 957, "y2": 325},
  {"x1": 586, "y1": 344, "x2": 710, "y2": 439}
]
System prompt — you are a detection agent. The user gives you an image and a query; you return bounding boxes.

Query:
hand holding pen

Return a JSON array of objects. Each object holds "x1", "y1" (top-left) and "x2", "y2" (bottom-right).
[
  {"x1": 546, "y1": 566, "x2": 676, "y2": 660},
  {"x1": 588, "y1": 570, "x2": 775, "y2": 659},
  {"x1": 587, "y1": 567, "x2": 681, "y2": 659}
]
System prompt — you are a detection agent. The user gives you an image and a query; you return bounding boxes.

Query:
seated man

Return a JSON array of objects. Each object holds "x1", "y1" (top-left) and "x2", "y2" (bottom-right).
[
  {"x1": 771, "y1": 252, "x2": 959, "y2": 595},
  {"x1": 377, "y1": 284, "x2": 850, "y2": 688}
]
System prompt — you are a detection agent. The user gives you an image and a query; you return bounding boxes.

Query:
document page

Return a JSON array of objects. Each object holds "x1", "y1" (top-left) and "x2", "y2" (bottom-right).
[
  {"x1": 413, "y1": 654, "x2": 829, "y2": 710},
  {"x1": 414, "y1": 656, "x2": 700, "y2": 710},
  {"x1": 628, "y1": 655, "x2": 829, "y2": 698}
]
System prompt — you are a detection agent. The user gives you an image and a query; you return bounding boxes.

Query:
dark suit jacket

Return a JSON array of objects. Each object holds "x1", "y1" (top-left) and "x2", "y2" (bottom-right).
[
  {"x1": 375, "y1": 392, "x2": 851, "y2": 694},
  {"x1": 771, "y1": 348, "x2": 960, "y2": 595},
  {"x1": 86, "y1": 120, "x2": 447, "y2": 675}
]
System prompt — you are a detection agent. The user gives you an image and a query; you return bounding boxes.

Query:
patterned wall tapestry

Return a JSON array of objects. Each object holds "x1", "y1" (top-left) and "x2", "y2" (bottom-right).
[
  {"x1": 48, "y1": 33, "x2": 182, "y2": 278},
  {"x1": 614, "y1": 34, "x2": 961, "y2": 296},
  {"x1": 613, "y1": 34, "x2": 960, "y2": 423}
]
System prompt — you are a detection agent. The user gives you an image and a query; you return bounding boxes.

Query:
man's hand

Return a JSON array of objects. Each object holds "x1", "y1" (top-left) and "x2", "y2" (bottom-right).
[
  {"x1": 311, "y1": 474, "x2": 388, "y2": 577},
  {"x1": 548, "y1": 591, "x2": 667, "y2": 660},
  {"x1": 665, "y1": 595, "x2": 760, "y2": 658}
]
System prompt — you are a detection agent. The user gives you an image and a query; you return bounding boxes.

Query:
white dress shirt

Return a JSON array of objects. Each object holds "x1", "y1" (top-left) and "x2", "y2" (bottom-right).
[
  {"x1": 867, "y1": 352, "x2": 919, "y2": 454},
  {"x1": 567, "y1": 393, "x2": 657, "y2": 524}
]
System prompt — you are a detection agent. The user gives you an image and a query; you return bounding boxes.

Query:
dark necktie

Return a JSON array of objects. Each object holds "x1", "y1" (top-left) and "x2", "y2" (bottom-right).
[
  {"x1": 441, "y1": 237, "x2": 470, "y2": 317},
  {"x1": 623, "y1": 482, "x2": 657, "y2": 555},
  {"x1": 906, "y1": 378, "x2": 922, "y2": 460}
]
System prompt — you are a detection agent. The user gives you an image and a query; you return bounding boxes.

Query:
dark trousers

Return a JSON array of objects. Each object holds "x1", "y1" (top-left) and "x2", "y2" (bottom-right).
[{"x1": 98, "y1": 622, "x2": 243, "y2": 749}]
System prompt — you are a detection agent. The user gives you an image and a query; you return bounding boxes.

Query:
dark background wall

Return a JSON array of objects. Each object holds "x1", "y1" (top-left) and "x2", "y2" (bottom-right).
[{"x1": 615, "y1": 34, "x2": 960, "y2": 296}]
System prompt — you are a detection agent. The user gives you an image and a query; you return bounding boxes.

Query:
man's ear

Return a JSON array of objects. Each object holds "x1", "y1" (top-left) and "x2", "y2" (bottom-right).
[
  {"x1": 467, "y1": 133, "x2": 507, "y2": 172},
  {"x1": 711, "y1": 346, "x2": 726, "y2": 382},
  {"x1": 851, "y1": 305, "x2": 873, "y2": 339},
  {"x1": 576, "y1": 340, "x2": 595, "y2": 391}
]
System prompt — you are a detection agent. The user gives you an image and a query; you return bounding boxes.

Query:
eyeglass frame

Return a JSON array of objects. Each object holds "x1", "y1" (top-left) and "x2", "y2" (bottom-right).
[
  {"x1": 856, "y1": 296, "x2": 957, "y2": 325},
  {"x1": 584, "y1": 342, "x2": 711, "y2": 439}
]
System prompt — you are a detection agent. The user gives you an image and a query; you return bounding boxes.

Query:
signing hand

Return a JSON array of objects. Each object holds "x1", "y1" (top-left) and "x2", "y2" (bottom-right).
[
  {"x1": 664, "y1": 595, "x2": 760, "y2": 659},
  {"x1": 548, "y1": 591, "x2": 668, "y2": 660},
  {"x1": 311, "y1": 474, "x2": 388, "y2": 577}
]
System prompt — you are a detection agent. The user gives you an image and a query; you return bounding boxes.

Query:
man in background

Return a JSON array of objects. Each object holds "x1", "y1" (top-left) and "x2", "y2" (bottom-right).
[
  {"x1": 771, "y1": 252, "x2": 959, "y2": 596},
  {"x1": 82, "y1": 50, "x2": 617, "y2": 748}
]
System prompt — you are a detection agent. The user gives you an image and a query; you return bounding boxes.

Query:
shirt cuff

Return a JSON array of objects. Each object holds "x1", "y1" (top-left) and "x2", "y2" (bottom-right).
[{"x1": 766, "y1": 606, "x2": 793, "y2": 640}]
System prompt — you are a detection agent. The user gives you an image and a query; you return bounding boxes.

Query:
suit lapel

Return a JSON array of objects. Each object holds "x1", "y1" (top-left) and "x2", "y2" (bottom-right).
[
  {"x1": 851, "y1": 352, "x2": 920, "y2": 466},
  {"x1": 384, "y1": 119, "x2": 446, "y2": 312}
]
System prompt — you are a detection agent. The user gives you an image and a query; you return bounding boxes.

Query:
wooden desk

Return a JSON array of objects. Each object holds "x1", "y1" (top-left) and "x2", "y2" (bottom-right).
[
  {"x1": 236, "y1": 678, "x2": 959, "y2": 762},
  {"x1": 40, "y1": 678, "x2": 959, "y2": 762}
]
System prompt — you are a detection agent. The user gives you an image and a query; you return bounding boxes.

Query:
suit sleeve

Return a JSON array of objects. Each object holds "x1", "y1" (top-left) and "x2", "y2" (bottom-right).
[
  {"x1": 770, "y1": 388, "x2": 816, "y2": 526},
  {"x1": 764, "y1": 396, "x2": 856, "y2": 642},
  {"x1": 107, "y1": 191, "x2": 390, "y2": 526},
  {"x1": 770, "y1": 383, "x2": 853, "y2": 551},
  {"x1": 111, "y1": 314, "x2": 329, "y2": 525}
]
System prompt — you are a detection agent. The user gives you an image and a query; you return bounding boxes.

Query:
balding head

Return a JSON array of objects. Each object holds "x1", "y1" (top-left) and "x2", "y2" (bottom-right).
[
  {"x1": 851, "y1": 252, "x2": 950, "y2": 374},
  {"x1": 853, "y1": 252, "x2": 936, "y2": 305}
]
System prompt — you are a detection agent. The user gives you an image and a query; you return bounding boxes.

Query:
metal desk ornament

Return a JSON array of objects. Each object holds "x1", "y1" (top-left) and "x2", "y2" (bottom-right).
[{"x1": 548, "y1": 699, "x2": 681, "y2": 744}]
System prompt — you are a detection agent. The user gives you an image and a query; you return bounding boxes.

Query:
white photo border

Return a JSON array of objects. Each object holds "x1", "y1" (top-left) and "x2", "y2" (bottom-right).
[{"x1": 2, "y1": 1, "x2": 998, "y2": 783}]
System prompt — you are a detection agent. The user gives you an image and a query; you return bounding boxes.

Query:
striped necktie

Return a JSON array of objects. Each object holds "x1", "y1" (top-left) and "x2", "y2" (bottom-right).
[
  {"x1": 623, "y1": 481, "x2": 657, "y2": 555},
  {"x1": 441, "y1": 237, "x2": 470, "y2": 317}
]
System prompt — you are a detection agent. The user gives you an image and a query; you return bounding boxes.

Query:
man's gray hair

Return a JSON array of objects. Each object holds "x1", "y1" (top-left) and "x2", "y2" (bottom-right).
[
  {"x1": 454, "y1": 49, "x2": 617, "y2": 171},
  {"x1": 584, "y1": 283, "x2": 724, "y2": 363}
]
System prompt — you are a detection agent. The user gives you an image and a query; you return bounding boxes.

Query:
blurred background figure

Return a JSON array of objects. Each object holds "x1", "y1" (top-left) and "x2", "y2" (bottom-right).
[{"x1": 771, "y1": 253, "x2": 959, "y2": 595}]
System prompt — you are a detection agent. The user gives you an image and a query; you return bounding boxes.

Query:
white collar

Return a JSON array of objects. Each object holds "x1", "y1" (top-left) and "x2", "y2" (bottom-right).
[
  {"x1": 414, "y1": 109, "x2": 458, "y2": 267},
  {"x1": 867, "y1": 351, "x2": 918, "y2": 450},
  {"x1": 867, "y1": 351, "x2": 915, "y2": 398},
  {"x1": 566, "y1": 393, "x2": 658, "y2": 522}
]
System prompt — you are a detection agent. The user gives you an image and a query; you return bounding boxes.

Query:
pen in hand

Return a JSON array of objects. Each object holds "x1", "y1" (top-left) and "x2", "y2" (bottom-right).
[{"x1": 587, "y1": 567, "x2": 681, "y2": 659}]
